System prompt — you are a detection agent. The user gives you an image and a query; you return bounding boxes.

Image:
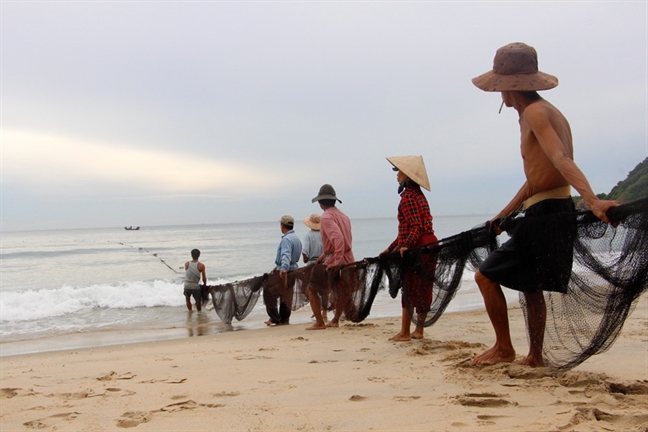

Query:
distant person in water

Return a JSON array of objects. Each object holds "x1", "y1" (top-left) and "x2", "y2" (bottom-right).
[
  {"x1": 265, "y1": 215, "x2": 302, "y2": 326},
  {"x1": 184, "y1": 249, "x2": 207, "y2": 312},
  {"x1": 382, "y1": 156, "x2": 438, "y2": 342}
]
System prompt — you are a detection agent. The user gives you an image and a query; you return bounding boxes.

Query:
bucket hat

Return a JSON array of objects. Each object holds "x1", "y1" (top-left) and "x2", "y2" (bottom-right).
[
  {"x1": 303, "y1": 213, "x2": 321, "y2": 230},
  {"x1": 472, "y1": 42, "x2": 558, "y2": 92},
  {"x1": 386, "y1": 155, "x2": 431, "y2": 191},
  {"x1": 311, "y1": 184, "x2": 341, "y2": 203}
]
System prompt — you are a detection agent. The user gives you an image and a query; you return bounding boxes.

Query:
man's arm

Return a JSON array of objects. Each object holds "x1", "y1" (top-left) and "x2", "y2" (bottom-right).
[
  {"x1": 526, "y1": 107, "x2": 618, "y2": 222},
  {"x1": 278, "y1": 239, "x2": 291, "y2": 272},
  {"x1": 494, "y1": 182, "x2": 530, "y2": 222},
  {"x1": 198, "y1": 262, "x2": 207, "y2": 285},
  {"x1": 302, "y1": 236, "x2": 311, "y2": 263}
]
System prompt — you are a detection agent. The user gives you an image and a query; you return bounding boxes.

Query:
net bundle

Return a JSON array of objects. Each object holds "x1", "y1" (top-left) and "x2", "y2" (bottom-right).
[
  {"x1": 207, "y1": 198, "x2": 648, "y2": 370},
  {"x1": 510, "y1": 198, "x2": 648, "y2": 369}
]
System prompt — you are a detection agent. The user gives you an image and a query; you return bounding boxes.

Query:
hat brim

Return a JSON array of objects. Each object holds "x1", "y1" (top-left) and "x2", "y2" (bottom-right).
[
  {"x1": 472, "y1": 70, "x2": 558, "y2": 92},
  {"x1": 303, "y1": 218, "x2": 321, "y2": 230},
  {"x1": 311, "y1": 195, "x2": 341, "y2": 203}
]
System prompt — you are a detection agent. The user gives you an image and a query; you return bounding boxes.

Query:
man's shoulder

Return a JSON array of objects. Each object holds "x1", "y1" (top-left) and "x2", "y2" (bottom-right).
[{"x1": 523, "y1": 98, "x2": 563, "y2": 119}]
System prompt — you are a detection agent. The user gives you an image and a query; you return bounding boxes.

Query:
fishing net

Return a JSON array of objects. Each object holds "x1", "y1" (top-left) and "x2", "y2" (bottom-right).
[
  {"x1": 509, "y1": 198, "x2": 648, "y2": 369},
  {"x1": 206, "y1": 198, "x2": 648, "y2": 369}
]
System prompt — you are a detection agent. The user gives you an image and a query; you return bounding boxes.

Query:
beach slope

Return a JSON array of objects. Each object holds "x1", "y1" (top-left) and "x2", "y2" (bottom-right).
[{"x1": 1, "y1": 295, "x2": 647, "y2": 431}]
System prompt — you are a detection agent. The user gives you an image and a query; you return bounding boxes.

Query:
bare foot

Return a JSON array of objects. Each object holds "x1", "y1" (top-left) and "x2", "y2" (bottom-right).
[
  {"x1": 411, "y1": 331, "x2": 424, "y2": 339},
  {"x1": 306, "y1": 323, "x2": 327, "y2": 330},
  {"x1": 518, "y1": 354, "x2": 545, "y2": 368},
  {"x1": 265, "y1": 320, "x2": 276, "y2": 326},
  {"x1": 326, "y1": 321, "x2": 339, "y2": 328},
  {"x1": 389, "y1": 332, "x2": 411, "y2": 342},
  {"x1": 471, "y1": 345, "x2": 516, "y2": 366}
]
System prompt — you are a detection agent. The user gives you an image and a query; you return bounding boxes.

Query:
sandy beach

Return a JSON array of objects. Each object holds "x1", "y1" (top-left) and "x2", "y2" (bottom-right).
[{"x1": 1, "y1": 295, "x2": 646, "y2": 432}]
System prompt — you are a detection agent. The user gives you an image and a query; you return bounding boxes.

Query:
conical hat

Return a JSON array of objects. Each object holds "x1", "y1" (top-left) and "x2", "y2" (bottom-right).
[{"x1": 386, "y1": 155, "x2": 430, "y2": 191}]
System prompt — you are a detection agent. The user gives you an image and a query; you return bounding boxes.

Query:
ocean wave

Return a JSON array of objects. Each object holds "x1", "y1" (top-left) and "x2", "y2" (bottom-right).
[{"x1": 0, "y1": 278, "x2": 230, "y2": 322}]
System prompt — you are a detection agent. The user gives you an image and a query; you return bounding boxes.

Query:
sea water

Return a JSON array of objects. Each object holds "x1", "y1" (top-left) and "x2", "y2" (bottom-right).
[{"x1": 0, "y1": 215, "x2": 517, "y2": 356}]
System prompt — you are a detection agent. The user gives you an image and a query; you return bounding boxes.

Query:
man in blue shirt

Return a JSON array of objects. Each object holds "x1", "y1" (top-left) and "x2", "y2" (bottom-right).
[{"x1": 265, "y1": 215, "x2": 302, "y2": 325}]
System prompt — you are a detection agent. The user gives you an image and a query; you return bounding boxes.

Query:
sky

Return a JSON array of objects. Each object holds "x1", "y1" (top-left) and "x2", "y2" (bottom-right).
[{"x1": 2, "y1": 1, "x2": 647, "y2": 231}]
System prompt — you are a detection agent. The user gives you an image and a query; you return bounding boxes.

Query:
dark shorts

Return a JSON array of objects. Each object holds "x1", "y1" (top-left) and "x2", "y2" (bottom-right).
[
  {"x1": 479, "y1": 198, "x2": 576, "y2": 293},
  {"x1": 184, "y1": 287, "x2": 201, "y2": 303}
]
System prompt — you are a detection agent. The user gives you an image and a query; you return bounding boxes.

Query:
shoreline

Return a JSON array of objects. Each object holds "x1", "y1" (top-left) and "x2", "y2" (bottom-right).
[
  {"x1": 1, "y1": 285, "x2": 513, "y2": 358},
  {"x1": 1, "y1": 294, "x2": 646, "y2": 431}
]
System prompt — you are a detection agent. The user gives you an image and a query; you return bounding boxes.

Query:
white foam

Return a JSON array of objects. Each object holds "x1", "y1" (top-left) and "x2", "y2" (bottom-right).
[{"x1": 0, "y1": 277, "x2": 233, "y2": 322}]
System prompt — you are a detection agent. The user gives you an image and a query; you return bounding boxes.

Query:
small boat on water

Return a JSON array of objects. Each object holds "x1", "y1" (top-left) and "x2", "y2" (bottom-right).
[{"x1": 124, "y1": 226, "x2": 140, "y2": 231}]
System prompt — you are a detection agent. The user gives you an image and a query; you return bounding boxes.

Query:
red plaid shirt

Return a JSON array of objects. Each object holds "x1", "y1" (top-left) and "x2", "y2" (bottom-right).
[{"x1": 389, "y1": 182, "x2": 435, "y2": 250}]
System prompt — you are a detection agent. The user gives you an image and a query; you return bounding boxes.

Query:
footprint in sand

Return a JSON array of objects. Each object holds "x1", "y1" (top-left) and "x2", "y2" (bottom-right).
[
  {"x1": 367, "y1": 376, "x2": 387, "y2": 383},
  {"x1": 1, "y1": 388, "x2": 21, "y2": 398},
  {"x1": 506, "y1": 364, "x2": 554, "y2": 380},
  {"x1": 393, "y1": 395, "x2": 421, "y2": 402},
  {"x1": 97, "y1": 371, "x2": 136, "y2": 381},
  {"x1": 407, "y1": 348, "x2": 429, "y2": 357},
  {"x1": 455, "y1": 392, "x2": 515, "y2": 408},
  {"x1": 608, "y1": 381, "x2": 648, "y2": 395},
  {"x1": 477, "y1": 414, "x2": 511, "y2": 420},
  {"x1": 212, "y1": 391, "x2": 241, "y2": 397},
  {"x1": 58, "y1": 390, "x2": 101, "y2": 400},
  {"x1": 140, "y1": 378, "x2": 187, "y2": 384},
  {"x1": 154, "y1": 400, "x2": 225, "y2": 412},
  {"x1": 558, "y1": 407, "x2": 648, "y2": 431},
  {"x1": 24, "y1": 412, "x2": 80, "y2": 429},
  {"x1": 349, "y1": 395, "x2": 366, "y2": 401},
  {"x1": 116, "y1": 411, "x2": 150, "y2": 428},
  {"x1": 234, "y1": 355, "x2": 273, "y2": 360},
  {"x1": 106, "y1": 388, "x2": 136, "y2": 397}
]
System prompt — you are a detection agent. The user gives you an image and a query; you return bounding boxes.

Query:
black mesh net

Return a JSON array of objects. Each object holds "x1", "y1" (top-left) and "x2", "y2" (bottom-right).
[
  {"x1": 511, "y1": 198, "x2": 648, "y2": 369},
  {"x1": 207, "y1": 198, "x2": 648, "y2": 369}
]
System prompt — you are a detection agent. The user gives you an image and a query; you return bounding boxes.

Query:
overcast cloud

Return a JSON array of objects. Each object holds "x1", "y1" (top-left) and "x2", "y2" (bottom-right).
[{"x1": 2, "y1": 1, "x2": 646, "y2": 231}]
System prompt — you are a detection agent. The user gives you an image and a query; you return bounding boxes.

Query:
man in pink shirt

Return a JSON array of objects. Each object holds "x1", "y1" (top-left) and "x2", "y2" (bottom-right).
[{"x1": 306, "y1": 184, "x2": 355, "y2": 330}]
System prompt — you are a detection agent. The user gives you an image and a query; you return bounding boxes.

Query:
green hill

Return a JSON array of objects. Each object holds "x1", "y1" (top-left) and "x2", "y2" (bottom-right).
[
  {"x1": 573, "y1": 157, "x2": 647, "y2": 208},
  {"x1": 603, "y1": 157, "x2": 648, "y2": 203}
]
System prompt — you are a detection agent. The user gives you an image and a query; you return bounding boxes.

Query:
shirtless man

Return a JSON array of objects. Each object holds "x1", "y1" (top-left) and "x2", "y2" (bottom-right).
[{"x1": 471, "y1": 42, "x2": 618, "y2": 367}]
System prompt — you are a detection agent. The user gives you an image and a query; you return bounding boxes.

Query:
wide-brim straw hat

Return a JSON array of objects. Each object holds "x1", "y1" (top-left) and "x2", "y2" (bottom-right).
[
  {"x1": 472, "y1": 42, "x2": 558, "y2": 92},
  {"x1": 303, "y1": 213, "x2": 321, "y2": 230},
  {"x1": 311, "y1": 184, "x2": 341, "y2": 203},
  {"x1": 386, "y1": 155, "x2": 430, "y2": 191}
]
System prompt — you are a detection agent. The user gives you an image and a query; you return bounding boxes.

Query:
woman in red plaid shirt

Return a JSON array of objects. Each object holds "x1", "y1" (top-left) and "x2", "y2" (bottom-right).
[{"x1": 383, "y1": 156, "x2": 438, "y2": 341}]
